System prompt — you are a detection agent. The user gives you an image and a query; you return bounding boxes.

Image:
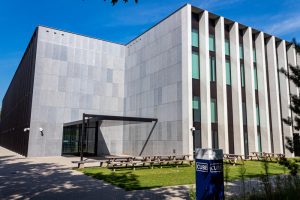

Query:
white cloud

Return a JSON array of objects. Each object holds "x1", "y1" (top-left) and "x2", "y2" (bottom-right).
[{"x1": 265, "y1": 13, "x2": 300, "y2": 36}]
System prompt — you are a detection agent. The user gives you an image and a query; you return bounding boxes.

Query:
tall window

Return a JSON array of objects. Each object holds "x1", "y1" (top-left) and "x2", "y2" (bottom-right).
[
  {"x1": 242, "y1": 102, "x2": 247, "y2": 125},
  {"x1": 211, "y1": 98, "x2": 217, "y2": 123},
  {"x1": 239, "y1": 44, "x2": 244, "y2": 59},
  {"x1": 192, "y1": 52, "x2": 200, "y2": 79},
  {"x1": 193, "y1": 96, "x2": 201, "y2": 122},
  {"x1": 212, "y1": 131, "x2": 219, "y2": 149},
  {"x1": 254, "y1": 65, "x2": 258, "y2": 90},
  {"x1": 225, "y1": 39, "x2": 230, "y2": 56},
  {"x1": 226, "y1": 60, "x2": 231, "y2": 85},
  {"x1": 209, "y1": 34, "x2": 215, "y2": 51},
  {"x1": 210, "y1": 56, "x2": 216, "y2": 82},
  {"x1": 256, "y1": 104, "x2": 260, "y2": 126},
  {"x1": 192, "y1": 28, "x2": 199, "y2": 47},
  {"x1": 241, "y1": 63, "x2": 245, "y2": 87},
  {"x1": 257, "y1": 131, "x2": 262, "y2": 152},
  {"x1": 253, "y1": 48, "x2": 257, "y2": 63}
]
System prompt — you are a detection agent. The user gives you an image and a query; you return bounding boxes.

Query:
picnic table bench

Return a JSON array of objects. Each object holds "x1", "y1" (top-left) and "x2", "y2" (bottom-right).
[
  {"x1": 249, "y1": 152, "x2": 286, "y2": 161},
  {"x1": 223, "y1": 154, "x2": 244, "y2": 165},
  {"x1": 72, "y1": 159, "x2": 108, "y2": 168}
]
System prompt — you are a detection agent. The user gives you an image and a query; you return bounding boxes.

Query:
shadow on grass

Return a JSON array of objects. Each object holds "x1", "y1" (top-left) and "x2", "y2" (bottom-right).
[{"x1": 84, "y1": 171, "x2": 160, "y2": 191}]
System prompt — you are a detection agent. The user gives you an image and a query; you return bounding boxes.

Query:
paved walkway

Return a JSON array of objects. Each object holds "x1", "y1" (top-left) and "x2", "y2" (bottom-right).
[{"x1": 0, "y1": 147, "x2": 189, "y2": 200}]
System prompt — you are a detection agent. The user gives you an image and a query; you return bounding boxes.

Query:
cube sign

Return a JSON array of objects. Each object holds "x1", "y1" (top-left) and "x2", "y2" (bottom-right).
[{"x1": 195, "y1": 149, "x2": 224, "y2": 200}]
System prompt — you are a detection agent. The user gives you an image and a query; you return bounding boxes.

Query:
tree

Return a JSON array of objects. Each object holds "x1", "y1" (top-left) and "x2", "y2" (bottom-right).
[
  {"x1": 105, "y1": 0, "x2": 138, "y2": 5},
  {"x1": 280, "y1": 38, "x2": 300, "y2": 156}
]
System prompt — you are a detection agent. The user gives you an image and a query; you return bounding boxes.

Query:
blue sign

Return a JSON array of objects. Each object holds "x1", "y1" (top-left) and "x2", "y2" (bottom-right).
[{"x1": 195, "y1": 149, "x2": 224, "y2": 200}]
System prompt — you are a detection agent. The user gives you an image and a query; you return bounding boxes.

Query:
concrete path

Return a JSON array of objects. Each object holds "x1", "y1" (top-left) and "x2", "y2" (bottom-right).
[{"x1": 0, "y1": 147, "x2": 189, "y2": 200}]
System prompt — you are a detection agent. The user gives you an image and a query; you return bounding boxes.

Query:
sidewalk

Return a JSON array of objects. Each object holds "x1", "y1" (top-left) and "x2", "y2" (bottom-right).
[{"x1": 0, "y1": 147, "x2": 189, "y2": 200}]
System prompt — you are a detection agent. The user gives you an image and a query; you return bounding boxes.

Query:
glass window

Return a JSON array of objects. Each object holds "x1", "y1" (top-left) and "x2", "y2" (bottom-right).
[
  {"x1": 192, "y1": 28, "x2": 199, "y2": 47},
  {"x1": 193, "y1": 96, "x2": 201, "y2": 122},
  {"x1": 209, "y1": 34, "x2": 215, "y2": 51},
  {"x1": 211, "y1": 98, "x2": 217, "y2": 123},
  {"x1": 225, "y1": 39, "x2": 230, "y2": 56},
  {"x1": 254, "y1": 65, "x2": 258, "y2": 90},
  {"x1": 253, "y1": 48, "x2": 257, "y2": 62},
  {"x1": 239, "y1": 44, "x2": 244, "y2": 59},
  {"x1": 210, "y1": 56, "x2": 216, "y2": 82},
  {"x1": 212, "y1": 131, "x2": 219, "y2": 149},
  {"x1": 256, "y1": 104, "x2": 260, "y2": 126},
  {"x1": 194, "y1": 130, "x2": 201, "y2": 149},
  {"x1": 241, "y1": 63, "x2": 245, "y2": 87},
  {"x1": 226, "y1": 60, "x2": 231, "y2": 85},
  {"x1": 257, "y1": 131, "x2": 262, "y2": 153},
  {"x1": 244, "y1": 132, "x2": 249, "y2": 157},
  {"x1": 192, "y1": 52, "x2": 200, "y2": 79},
  {"x1": 242, "y1": 102, "x2": 247, "y2": 125}
]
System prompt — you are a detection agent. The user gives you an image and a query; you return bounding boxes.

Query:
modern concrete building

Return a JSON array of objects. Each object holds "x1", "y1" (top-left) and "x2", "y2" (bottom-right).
[{"x1": 0, "y1": 4, "x2": 299, "y2": 157}]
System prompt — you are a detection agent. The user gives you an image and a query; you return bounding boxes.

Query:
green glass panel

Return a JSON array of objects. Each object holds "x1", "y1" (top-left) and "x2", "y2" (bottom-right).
[
  {"x1": 239, "y1": 45, "x2": 244, "y2": 59},
  {"x1": 192, "y1": 28, "x2": 199, "y2": 47},
  {"x1": 253, "y1": 48, "x2": 257, "y2": 62},
  {"x1": 241, "y1": 63, "x2": 245, "y2": 87},
  {"x1": 256, "y1": 104, "x2": 260, "y2": 126},
  {"x1": 210, "y1": 56, "x2": 216, "y2": 82},
  {"x1": 226, "y1": 60, "x2": 231, "y2": 85},
  {"x1": 254, "y1": 65, "x2": 258, "y2": 90},
  {"x1": 209, "y1": 34, "x2": 215, "y2": 51},
  {"x1": 192, "y1": 52, "x2": 200, "y2": 79},
  {"x1": 193, "y1": 96, "x2": 201, "y2": 122},
  {"x1": 225, "y1": 39, "x2": 230, "y2": 56},
  {"x1": 211, "y1": 99, "x2": 216, "y2": 123}
]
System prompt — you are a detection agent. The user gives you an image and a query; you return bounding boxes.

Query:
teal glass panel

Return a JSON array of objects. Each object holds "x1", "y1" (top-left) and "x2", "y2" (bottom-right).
[
  {"x1": 256, "y1": 104, "x2": 260, "y2": 126},
  {"x1": 226, "y1": 60, "x2": 231, "y2": 85},
  {"x1": 210, "y1": 56, "x2": 216, "y2": 82},
  {"x1": 257, "y1": 131, "x2": 262, "y2": 153},
  {"x1": 254, "y1": 65, "x2": 258, "y2": 90},
  {"x1": 225, "y1": 39, "x2": 230, "y2": 56},
  {"x1": 239, "y1": 44, "x2": 244, "y2": 59},
  {"x1": 192, "y1": 28, "x2": 199, "y2": 47},
  {"x1": 209, "y1": 34, "x2": 215, "y2": 51},
  {"x1": 192, "y1": 52, "x2": 200, "y2": 79},
  {"x1": 193, "y1": 96, "x2": 201, "y2": 122},
  {"x1": 242, "y1": 102, "x2": 247, "y2": 125},
  {"x1": 211, "y1": 99, "x2": 217, "y2": 123},
  {"x1": 253, "y1": 48, "x2": 257, "y2": 62},
  {"x1": 241, "y1": 63, "x2": 245, "y2": 87}
]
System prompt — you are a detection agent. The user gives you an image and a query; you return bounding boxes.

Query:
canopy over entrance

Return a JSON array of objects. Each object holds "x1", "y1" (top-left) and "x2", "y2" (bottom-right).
[{"x1": 63, "y1": 113, "x2": 158, "y2": 161}]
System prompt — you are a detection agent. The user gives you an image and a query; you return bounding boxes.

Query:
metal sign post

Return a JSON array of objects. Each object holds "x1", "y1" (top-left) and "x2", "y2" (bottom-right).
[{"x1": 195, "y1": 148, "x2": 224, "y2": 200}]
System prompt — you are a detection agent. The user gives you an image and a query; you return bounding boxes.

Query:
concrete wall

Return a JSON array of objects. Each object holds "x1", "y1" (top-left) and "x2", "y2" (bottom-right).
[
  {"x1": 28, "y1": 26, "x2": 126, "y2": 156},
  {"x1": 123, "y1": 6, "x2": 189, "y2": 156}
]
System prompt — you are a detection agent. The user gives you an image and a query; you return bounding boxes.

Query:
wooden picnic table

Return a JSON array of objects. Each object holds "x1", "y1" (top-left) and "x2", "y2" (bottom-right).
[{"x1": 223, "y1": 154, "x2": 244, "y2": 165}]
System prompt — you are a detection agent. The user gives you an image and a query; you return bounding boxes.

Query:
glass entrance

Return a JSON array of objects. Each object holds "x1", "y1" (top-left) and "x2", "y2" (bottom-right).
[{"x1": 62, "y1": 124, "x2": 97, "y2": 156}]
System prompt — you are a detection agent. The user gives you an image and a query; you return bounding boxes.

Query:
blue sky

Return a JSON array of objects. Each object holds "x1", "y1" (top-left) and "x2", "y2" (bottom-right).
[{"x1": 1, "y1": 0, "x2": 300, "y2": 104}]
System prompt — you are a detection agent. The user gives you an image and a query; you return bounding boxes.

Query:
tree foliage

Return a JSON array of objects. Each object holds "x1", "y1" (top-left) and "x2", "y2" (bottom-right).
[
  {"x1": 280, "y1": 38, "x2": 300, "y2": 155},
  {"x1": 105, "y1": 0, "x2": 138, "y2": 5}
]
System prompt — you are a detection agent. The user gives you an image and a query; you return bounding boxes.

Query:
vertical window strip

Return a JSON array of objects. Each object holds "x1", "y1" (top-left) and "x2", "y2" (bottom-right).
[
  {"x1": 226, "y1": 60, "x2": 231, "y2": 85},
  {"x1": 192, "y1": 52, "x2": 200, "y2": 79},
  {"x1": 254, "y1": 65, "x2": 258, "y2": 90},
  {"x1": 241, "y1": 63, "x2": 245, "y2": 87},
  {"x1": 192, "y1": 28, "x2": 199, "y2": 47},
  {"x1": 239, "y1": 44, "x2": 244, "y2": 59},
  {"x1": 210, "y1": 56, "x2": 216, "y2": 82},
  {"x1": 225, "y1": 39, "x2": 230, "y2": 56},
  {"x1": 257, "y1": 131, "x2": 262, "y2": 152},
  {"x1": 256, "y1": 104, "x2": 260, "y2": 126},
  {"x1": 209, "y1": 34, "x2": 215, "y2": 51},
  {"x1": 253, "y1": 48, "x2": 257, "y2": 62},
  {"x1": 193, "y1": 96, "x2": 201, "y2": 122},
  {"x1": 211, "y1": 98, "x2": 217, "y2": 123}
]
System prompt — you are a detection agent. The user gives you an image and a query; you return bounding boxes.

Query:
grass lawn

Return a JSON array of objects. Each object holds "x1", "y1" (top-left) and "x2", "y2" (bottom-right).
[{"x1": 78, "y1": 160, "x2": 299, "y2": 191}]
